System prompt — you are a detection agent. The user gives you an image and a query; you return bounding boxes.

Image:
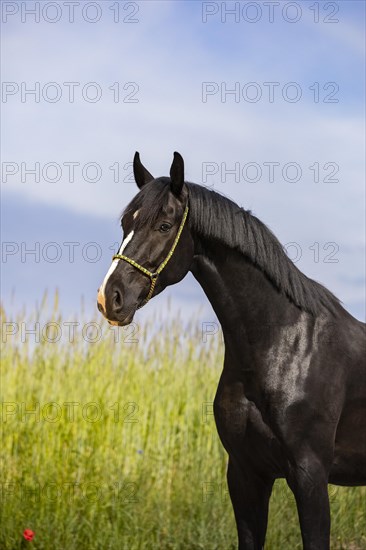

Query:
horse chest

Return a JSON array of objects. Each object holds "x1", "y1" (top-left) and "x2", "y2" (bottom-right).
[{"x1": 213, "y1": 377, "x2": 284, "y2": 470}]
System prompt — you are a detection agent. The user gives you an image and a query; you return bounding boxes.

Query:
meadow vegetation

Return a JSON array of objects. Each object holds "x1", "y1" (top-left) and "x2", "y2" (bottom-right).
[{"x1": 1, "y1": 294, "x2": 365, "y2": 549}]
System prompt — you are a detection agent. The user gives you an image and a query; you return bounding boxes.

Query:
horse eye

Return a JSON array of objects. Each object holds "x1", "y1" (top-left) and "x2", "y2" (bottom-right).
[{"x1": 159, "y1": 223, "x2": 171, "y2": 233}]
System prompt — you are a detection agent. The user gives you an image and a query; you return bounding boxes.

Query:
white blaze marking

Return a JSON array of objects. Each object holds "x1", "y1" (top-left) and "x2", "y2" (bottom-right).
[
  {"x1": 118, "y1": 230, "x2": 134, "y2": 255},
  {"x1": 98, "y1": 230, "x2": 134, "y2": 307},
  {"x1": 99, "y1": 259, "x2": 119, "y2": 297}
]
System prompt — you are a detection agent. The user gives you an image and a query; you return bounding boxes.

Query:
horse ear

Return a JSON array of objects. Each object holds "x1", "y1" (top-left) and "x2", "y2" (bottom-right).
[
  {"x1": 170, "y1": 152, "x2": 184, "y2": 196},
  {"x1": 133, "y1": 152, "x2": 154, "y2": 189}
]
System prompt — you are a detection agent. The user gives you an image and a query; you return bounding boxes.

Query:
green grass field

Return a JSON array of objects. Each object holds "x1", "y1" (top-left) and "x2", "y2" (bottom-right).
[{"x1": 1, "y1": 296, "x2": 365, "y2": 549}]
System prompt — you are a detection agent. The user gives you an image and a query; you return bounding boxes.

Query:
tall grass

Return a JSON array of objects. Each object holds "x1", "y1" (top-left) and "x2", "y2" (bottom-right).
[{"x1": 1, "y1": 296, "x2": 365, "y2": 549}]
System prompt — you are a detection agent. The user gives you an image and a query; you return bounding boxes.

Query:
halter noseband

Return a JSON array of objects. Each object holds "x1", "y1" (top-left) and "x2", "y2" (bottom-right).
[{"x1": 112, "y1": 205, "x2": 189, "y2": 309}]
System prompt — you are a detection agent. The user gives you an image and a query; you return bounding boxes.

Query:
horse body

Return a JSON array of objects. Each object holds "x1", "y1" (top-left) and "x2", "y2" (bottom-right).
[
  {"x1": 97, "y1": 152, "x2": 366, "y2": 549},
  {"x1": 192, "y1": 240, "x2": 365, "y2": 548}
]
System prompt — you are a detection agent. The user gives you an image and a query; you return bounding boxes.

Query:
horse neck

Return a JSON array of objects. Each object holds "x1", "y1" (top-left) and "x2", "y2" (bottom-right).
[{"x1": 190, "y1": 237, "x2": 303, "y2": 349}]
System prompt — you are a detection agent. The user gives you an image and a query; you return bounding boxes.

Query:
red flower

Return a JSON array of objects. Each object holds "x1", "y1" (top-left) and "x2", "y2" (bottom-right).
[{"x1": 23, "y1": 529, "x2": 35, "y2": 541}]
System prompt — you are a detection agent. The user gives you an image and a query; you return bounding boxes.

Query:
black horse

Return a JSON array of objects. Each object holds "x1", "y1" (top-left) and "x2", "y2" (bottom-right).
[{"x1": 97, "y1": 152, "x2": 366, "y2": 550}]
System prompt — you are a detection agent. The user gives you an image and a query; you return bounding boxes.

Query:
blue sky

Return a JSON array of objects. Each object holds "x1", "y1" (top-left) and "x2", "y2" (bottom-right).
[{"x1": 1, "y1": 0, "x2": 365, "y2": 323}]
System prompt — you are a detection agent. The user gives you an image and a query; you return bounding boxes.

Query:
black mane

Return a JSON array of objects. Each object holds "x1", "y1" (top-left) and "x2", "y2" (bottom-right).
[{"x1": 124, "y1": 178, "x2": 341, "y2": 316}]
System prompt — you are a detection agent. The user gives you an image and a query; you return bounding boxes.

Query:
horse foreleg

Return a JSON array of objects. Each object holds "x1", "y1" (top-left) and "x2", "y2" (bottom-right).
[
  {"x1": 227, "y1": 458, "x2": 274, "y2": 550},
  {"x1": 287, "y1": 456, "x2": 331, "y2": 550}
]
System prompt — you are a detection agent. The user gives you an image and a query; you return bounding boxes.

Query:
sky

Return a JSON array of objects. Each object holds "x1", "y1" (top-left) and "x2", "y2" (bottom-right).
[{"x1": 1, "y1": 0, "x2": 365, "y2": 327}]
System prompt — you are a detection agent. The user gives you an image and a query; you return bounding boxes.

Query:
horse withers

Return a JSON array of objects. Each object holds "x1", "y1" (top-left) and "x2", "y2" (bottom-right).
[{"x1": 97, "y1": 152, "x2": 366, "y2": 550}]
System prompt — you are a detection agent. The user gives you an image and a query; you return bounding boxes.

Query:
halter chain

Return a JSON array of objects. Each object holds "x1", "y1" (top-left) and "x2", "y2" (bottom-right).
[{"x1": 112, "y1": 205, "x2": 189, "y2": 309}]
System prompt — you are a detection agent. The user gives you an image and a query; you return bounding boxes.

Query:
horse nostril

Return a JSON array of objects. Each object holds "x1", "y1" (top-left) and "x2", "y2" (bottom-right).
[
  {"x1": 113, "y1": 288, "x2": 123, "y2": 311},
  {"x1": 97, "y1": 302, "x2": 104, "y2": 314}
]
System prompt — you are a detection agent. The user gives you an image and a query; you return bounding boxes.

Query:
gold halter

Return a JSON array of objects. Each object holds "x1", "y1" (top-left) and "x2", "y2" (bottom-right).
[{"x1": 112, "y1": 205, "x2": 189, "y2": 309}]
